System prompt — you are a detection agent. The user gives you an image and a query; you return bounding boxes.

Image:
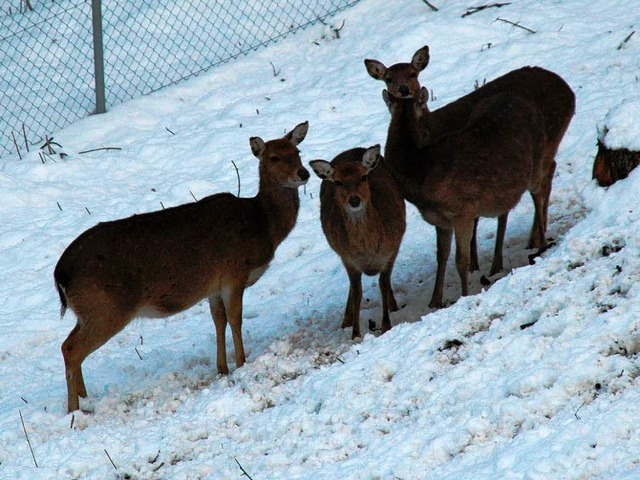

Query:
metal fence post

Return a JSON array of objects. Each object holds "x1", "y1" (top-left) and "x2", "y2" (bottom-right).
[{"x1": 92, "y1": 0, "x2": 106, "y2": 114}]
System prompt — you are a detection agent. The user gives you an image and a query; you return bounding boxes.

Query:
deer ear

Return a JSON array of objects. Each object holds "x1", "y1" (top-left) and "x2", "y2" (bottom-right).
[
  {"x1": 382, "y1": 89, "x2": 393, "y2": 111},
  {"x1": 309, "y1": 160, "x2": 334, "y2": 180},
  {"x1": 411, "y1": 46, "x2": 430, "y2": 72},
  {"x1": 284, "y1": 121, "x2": 309, "y2": 146},
  {"x1": 250, "y1": 136, "x2": 265, "y2": 158},
  {"x1": 362, "y1": 145, "x2": 381, "y2": 172},
  {"x1": 365, "y1": 59, "x2": 387, "y2": 80},
  {"x1": 418, "y1": 86, "x2": 429, "y2": 105}
]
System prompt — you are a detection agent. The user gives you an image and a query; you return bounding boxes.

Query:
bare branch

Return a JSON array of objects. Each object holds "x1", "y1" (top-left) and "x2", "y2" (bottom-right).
[
  {"x1": 231, "y1": 160, "x2": 241, "y2": 197},
  {"x1": 19, "y1": 410, "x2": 38, "y2": 468},
  {"x1": 617, "y1": 30, "x2": 635, "y2": 50},
  {"x1": 234, "y1": 458, "x2": 255, "y2": 480},
  {"x1": 78, "y1": 147, "x2": 122, "y2": 154},
  {"x1": 495, "y1": 17, "x2": 536, "y2": 34},
  {"x1": 421, "y1": 0, "x2": 439, "y2": 11},
  {"x1": 462, "y1": 2, "x2": 511, "y2": 18}
]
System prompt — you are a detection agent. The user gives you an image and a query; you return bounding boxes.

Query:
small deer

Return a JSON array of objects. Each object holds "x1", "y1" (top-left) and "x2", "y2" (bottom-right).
[
  {"x1": 366, "y1": 47, "x2": 575, "y2": 307},
  {"x1": 55, "y1": 122, "x2": 310, "y2": 413},
  {"x1": 309, "y1": 145, "x2": 406, "y2": 338}
]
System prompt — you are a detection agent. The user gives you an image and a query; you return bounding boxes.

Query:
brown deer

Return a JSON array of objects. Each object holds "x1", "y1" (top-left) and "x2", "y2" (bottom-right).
[
  {"x1": 309, "y1": 145, "x2": 406, "y2": 338},
  {"x1": 365, "y1": 46, "x2": 575, "y2": 308},
  {"x1": 55, "y1": 122, "x2": 310, "y2": 413}
]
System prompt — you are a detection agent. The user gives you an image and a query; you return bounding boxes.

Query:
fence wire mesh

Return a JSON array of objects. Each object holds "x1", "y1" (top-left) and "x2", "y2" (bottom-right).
[{"x1": 0, "y1": 0, "x2": 360, "y2": 156}]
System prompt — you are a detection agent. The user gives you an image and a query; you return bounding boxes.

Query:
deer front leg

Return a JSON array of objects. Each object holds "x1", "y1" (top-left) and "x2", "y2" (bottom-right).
[
  {"x1": 345, "y1": 266, "x2": 363, "y2": 339},
  {"x1": 221, "y1": 284, "x2": 246, "y2": 370}
]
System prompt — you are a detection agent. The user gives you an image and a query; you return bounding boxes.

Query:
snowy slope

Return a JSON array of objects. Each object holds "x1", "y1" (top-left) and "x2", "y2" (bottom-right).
[{"x1": 1, "y1": 0, "x2": 640, "y2": 478}]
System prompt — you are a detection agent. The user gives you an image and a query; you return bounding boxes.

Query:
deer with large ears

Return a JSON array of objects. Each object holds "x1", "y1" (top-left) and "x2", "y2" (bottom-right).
[
  {"x1": 365, "y1": 46, "x2": 574, "y2": 307},
  {"x1": 55, "y1": 122, "x2": 310, "y2": 413},
  {"x1": 309, "y1": 145, "x2": 406, "y2": 338}
]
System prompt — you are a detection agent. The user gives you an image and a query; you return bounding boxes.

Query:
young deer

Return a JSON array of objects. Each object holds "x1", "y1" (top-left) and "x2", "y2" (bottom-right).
[
  {"x1": 366, "y1": 47, "x2": 575, "y2": 307},
  {"x1": 55, "y1": 122, "x2": 310, "y2": 413},
  {"x1": 309, "y1": 145, "x2": 406, "y2": 338}
]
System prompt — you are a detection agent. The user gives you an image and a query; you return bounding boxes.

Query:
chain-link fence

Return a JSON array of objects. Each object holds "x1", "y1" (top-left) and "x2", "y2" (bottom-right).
[{"x1": 0, "y1": 0, "x2": 360, "y2": 156}]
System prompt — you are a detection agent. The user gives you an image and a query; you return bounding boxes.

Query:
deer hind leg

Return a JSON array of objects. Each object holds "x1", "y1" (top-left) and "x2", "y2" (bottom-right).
[
  {"x1": 489, "y1": 213, "x2": 509, "y2": 276},
  {"x1": 529, "y1": 158, "x2": 556, "y2": 249},
  {"x1": 453, "y1": 218, "x2": 476, "y2": 298},
  {"x1": 345, "y1": 266, "x2": 363, "y2": 339},
  {"x1": 469, "y1": 218, "x2": 480, "y2": 272},
  {"x1": 222, "y1": 284, "x2": 247, "y2": 370},
  {"x1": 61, "y1": 306, "x2": 133, "y2": 413},
  {"x1": 429, "y1": 227, "x2": 453, "y2": 309},
  {"x1": 378, "y1": 268, "x2": 395, "y2": 333},
  {"x1": 209, "y1": 294, "x2": 229, "y2": 375}
]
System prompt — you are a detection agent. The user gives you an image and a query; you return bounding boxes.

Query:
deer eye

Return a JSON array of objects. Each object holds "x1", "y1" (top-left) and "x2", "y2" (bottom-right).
[
  {"x1": 270, "y1": 155, "x2": 280, "y2": 162},
  {"x1": 333, "y1": 180, "x2": 344, "y2": 187}
]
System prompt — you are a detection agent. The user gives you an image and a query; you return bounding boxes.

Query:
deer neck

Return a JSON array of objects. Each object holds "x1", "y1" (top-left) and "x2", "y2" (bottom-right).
[
  {"x1": 256, "y1": 180, "x2": 300, "y2": 248},
  {"x1": 386, "y1": 99, "x2": 427, "y2": 171}
]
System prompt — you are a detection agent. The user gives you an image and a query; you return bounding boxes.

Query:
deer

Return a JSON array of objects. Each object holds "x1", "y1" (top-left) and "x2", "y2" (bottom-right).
[
  {"x1": 365, "y1": 46, "x2": 575, "y2": 308},
  {"x1": 309, "y1": 145, "x2": 406, "y2": 338},
  {"x1": 54, "y1": 122, "x2": 310, "y2": 413}
]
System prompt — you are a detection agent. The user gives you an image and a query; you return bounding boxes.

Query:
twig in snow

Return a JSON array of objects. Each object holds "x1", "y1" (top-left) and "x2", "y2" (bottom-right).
[
  {"x1": 617, "y1": 30, "x2": 635, "y2": 50},
  {"x1": 78, "y1": 147, "x2": 122, "y2": 154},
  {"x1": 574, "y1": 400, "x2": 586, "y2": 420},
  {"x1": 269, "y1": 61, "x2": 281, "y2": 77},
  {"x1": 70, "y1": 413, "x2": 75, "y2": 429},
  {"x1": 421, "y1": 0, "x2": 439, "y2": 11},
  {"x1": 11, "y1": 130, "x2": 22, "y2": 160},
  {"x1": 135, "y1": 347, "x2": 143, "y2": 360},
  {"x1": 85, "y1": 206, "x2": 91, "y2": 215},
  {"x1": 19, "y1": 410, "x2": 38, "y2": 468},
  {"x1": 462, "y1": 2, "x2": 510, "y2": 18},
  {"x1": 22, "y1": 123, "x2": 29, "y2": 152},
  {"x1": 495, "y1": 17, "x2": 536, "y2": 34},
  {"x1": 189, "y1": 190, "x2": 198, "y2": 202},
  {"x1": 231, "y1": 160, "x2": 241, "y2": 197},
  {"x1": 332, "y1": 20, "x2": 345, "y2": 39},
  {"x1": 165, "y1": 127, "x2": 175, "y2": 135},
  {"x1": 234, "y1": 458, "x2": 255, "y2": 480},
  {"x1": 56, "y1": 202, "x2": 63, "y2": 211},
  {"x1": 104, "y1": 449, "x2": 118, "y2": 470}
]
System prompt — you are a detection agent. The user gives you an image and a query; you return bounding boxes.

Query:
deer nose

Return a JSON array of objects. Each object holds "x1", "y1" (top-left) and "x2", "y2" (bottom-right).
[
  {"x1": 298, "y1": 168, "x2": 310, "y2": 181},
  {"x1": 349, "y1": 196, "x2": 361, "y2": 208},
  {"x1": 398, "y1": 84, "x2": 410, "y2": 97}
]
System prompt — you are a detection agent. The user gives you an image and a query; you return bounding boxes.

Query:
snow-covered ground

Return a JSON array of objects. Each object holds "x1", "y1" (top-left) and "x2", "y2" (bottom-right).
[{"x1": 1, "y1": 0, "x2": 640, "y2": 478}]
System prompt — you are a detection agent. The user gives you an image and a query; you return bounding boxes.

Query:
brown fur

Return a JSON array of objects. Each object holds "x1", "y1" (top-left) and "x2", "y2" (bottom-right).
[
  {"x1": 55, "y1": 122, "x2": 310, "y2": 413},
  {"x1": 309, "y1": 146, "x2": 406, "y2": 338},
  {"x1": 366, "y1": 47, "x2": 575, "y2": 308}
]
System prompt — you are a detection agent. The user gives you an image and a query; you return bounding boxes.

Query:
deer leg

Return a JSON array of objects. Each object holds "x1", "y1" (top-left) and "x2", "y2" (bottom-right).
[
  {"x1": 453, "y1": 218, "x2": 475, "y2": 298},
  {"x1": 209, "y1": 294, "x2": 229, "y2": 375},
  {"x1": 529, "y1": 158, "x2": 556, "y2": 248},
  {"x1": 490, "y1": 213, "x2": 509, "y2": 276},
  {"x1": 346, "y1": 266, "x2": 363, "y2": 339},
  {"x1": 470, "y1": 218, "x2": 480, "y2": 272},
  {"x1": 342, "y1": 283, "x2": 354, "y2": 329},
  {"x1": 62, "y1": 310, "x2": 131, "y2": 413},
  {"x1": 379, "y1": 269, "x2": 394, "y2": 333},
  {"x1": 222, "y1": 284, "x2": 246, "y2": 370},
  {"x1": 429, "y1": 227, "x2": 453, "y2": 309}
]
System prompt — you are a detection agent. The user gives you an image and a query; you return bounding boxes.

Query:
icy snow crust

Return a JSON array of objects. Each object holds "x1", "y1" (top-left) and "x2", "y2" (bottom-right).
[{"x1": 1, "y1": 0, "x2": 640, "y2": 478}]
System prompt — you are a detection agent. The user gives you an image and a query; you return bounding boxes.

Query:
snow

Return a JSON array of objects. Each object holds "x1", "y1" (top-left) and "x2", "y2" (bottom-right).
[
  {"x1": 598, "y1": 97, "x2": 640, "y2": 150},
  {"x1": 1, "y1": 0, "x2": 640, "y2": 478}
]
